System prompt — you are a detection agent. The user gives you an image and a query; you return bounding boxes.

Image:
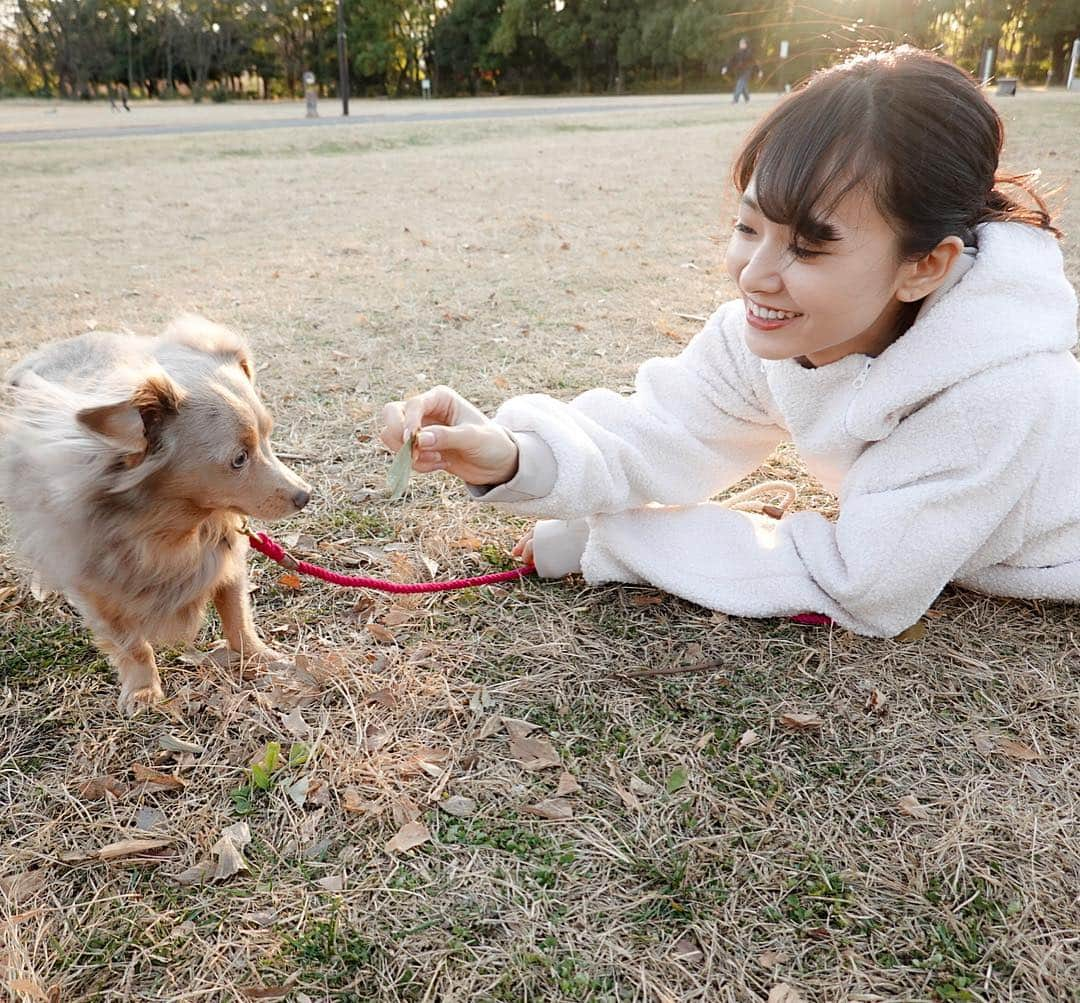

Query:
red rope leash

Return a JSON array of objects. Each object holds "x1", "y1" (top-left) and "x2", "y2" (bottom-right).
[
  {"x1": 247, "y1": 530, "x2": 536, "y2": 594},
  {"x1": 246, "y1": 529, "x2": 835, "y2": 625}
]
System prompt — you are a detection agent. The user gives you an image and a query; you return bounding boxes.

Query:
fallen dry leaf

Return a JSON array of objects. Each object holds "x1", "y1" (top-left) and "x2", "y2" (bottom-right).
[
  {"x1": 342, "y1": 788, "x2": 376, "y2": 815},
  {"x1": 78, "y1": 776, "x2": 128, "y2": 800},
  {"x1": 211, "y1": 822, "x2": 252, "y2": 881},
  {"x1": 508, "y1": 734, "x2": 561, "y2": 772},
  {"x1": 159, "y1": 734, "x2": 205, "y2": 755},
  {"x1": 131, "y1": 763, "x2": 187, "y2": 791},
  {"x1": 385, "y1": 821, "x2": 431, "y2": 854},
  {"x1": 286, "y1": 777, "x2": 311, "y2": 808},
  {"x1": 613, "y1": 784, "x2": 643, "y2": 812},
  {"x1": 478, "y1": 714, "x2": 504, "y2": 740},
  {"x1": 897, "y1": 794, "x2": 931, "y2": 820},
  {"x1": 439, "y1": 795, "x2": 477, "y2": 818},
  {"x1": 865, "y1": 688, "x2": 888, "y2": 715},
  {"x1": 276, "y1": 572, "x2": 302, "y2": 591},
  {"x1": 97, "y1": 837, "x2": 173, "y2": 862},
  {"x1": 364, "y1": 687, "x2": 398, "y2": 709},
  {"x1": 628, "y1": 776, "x2": 657, "y2": 797},
  {"x1": 767, "y1": 985, "x2": 806, "y2": 1003},
  {"x1": 283, "y1": 706, "x2": 311, "y2": 739},
  {"x1": 554, "y1": 772, "x2": 582, "y2": 797},
  {"x1": 502, "y1": 717, "x2": 540, "y2": 741},
  {"x1": 392, "y1": 795, "x2": 421, "y2": 826},
  {"x1": 316, "y1": 874, "x2": 345, "y2": 893},
  {"x1": 997, "y1": 737, "x2": 1039, "y2": 761},
  {"x1": 0, "y1": 869, "x2": 48, "y2": 903},
  {"x1": 630, "y1": 593, "x2": 664, "y2": 606},
  {"x1": 361, "y1": 722, "x2": 391, "y2": 753},
  {"x1": 239, "y1": 987, "x2": 292, "y2": 1001},
  {"x1": 7, "y1": 980, "x2": 49, "y2": 1002},
  {"x1": 521, "y1": 797, "x2": 574, "y2": 821},
  {"x1": 365, "y1": 622, "x2": 397, "y2": 644},
  {"x1": 757, "y1": 950, "x2": 789, "y2": 967},
  {"x1": 382, "y1": 605, "x2": 412, "y2": 628},
  {"x1": 672, "y1": 935, "x2": 704, "y2": 964},
  {"x1": 973, "y1": 732, "x2": 996, "y2": 756},
  {"x1": 735, "y1": 729, "x2": 760, "y2": 752},
  {"x1": 778, "y1": 712, "x2": 825, "y2": 731}
]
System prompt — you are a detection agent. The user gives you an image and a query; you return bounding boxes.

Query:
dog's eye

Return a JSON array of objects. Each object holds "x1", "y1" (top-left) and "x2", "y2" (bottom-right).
[{"x1": 231, "y1": 449, "x2": 249, "y2": 470}]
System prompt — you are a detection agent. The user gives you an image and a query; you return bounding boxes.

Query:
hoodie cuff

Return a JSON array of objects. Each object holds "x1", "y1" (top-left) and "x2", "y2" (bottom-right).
[
  {"x1": 465, "y1": 431, "x2": 558, "y2": 503},
  {"x1": 532, "y1": 518, "x2": 590, "y2": 578}
]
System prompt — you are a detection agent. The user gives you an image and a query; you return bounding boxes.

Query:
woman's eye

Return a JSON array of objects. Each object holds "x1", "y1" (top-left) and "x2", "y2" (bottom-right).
[
  {"x1": 791, "y1": 244, "x2": 825, "y2": 260},
  {"x1": 733, "y1": 221, "x2": 756, "y2": 235},
  {"x1": 231, "y1": 449, "x2": 249, "y2": 470}
]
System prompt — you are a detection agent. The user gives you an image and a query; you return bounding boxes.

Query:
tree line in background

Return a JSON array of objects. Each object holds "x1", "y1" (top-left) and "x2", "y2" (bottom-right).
[{"x1": 1, "y1": 0, "x2": 1077, "y2": 101}]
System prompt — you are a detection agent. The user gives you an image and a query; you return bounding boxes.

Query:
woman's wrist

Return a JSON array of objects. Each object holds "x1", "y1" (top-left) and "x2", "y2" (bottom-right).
[{"x1": 482, "y1": 427, "x2": 520, "y2": 486}]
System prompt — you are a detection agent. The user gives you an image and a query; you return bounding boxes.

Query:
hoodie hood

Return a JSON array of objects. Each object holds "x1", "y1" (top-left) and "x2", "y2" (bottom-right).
[{"x1": 845, "y1": 221, "x2": 1079, "y2": 441}]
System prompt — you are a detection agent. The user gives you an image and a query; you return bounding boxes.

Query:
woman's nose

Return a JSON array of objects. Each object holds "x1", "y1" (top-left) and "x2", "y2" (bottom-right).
[{"x1": 739, "y1": 246, "x2": 785, "y2": 295}]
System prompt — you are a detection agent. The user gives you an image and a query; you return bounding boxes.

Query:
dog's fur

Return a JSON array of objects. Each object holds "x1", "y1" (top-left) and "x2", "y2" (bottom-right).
[{"x1": 0, "y1": 315, "x2": 311, "y2": 713}]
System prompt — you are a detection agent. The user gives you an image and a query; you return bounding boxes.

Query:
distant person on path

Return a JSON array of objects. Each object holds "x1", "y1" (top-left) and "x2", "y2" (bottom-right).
[
  {"x1": 380, "y1": 48, "x2": 1080, "y2": 638},
  {"x1": 723, "y1": 38, "x2": 761, "y2": 103},
  {"x1": 117, "y1": 83, "x2": 130, "y2": 111}
]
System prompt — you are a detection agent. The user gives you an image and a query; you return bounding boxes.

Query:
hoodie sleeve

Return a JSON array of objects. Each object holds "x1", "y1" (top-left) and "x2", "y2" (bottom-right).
[
  {"x1": 476, "y1": 301, "x2": 785, "y2": 521},
  {"x1": 577, "y1": 363, "x2": 1049, "y2": 636}
]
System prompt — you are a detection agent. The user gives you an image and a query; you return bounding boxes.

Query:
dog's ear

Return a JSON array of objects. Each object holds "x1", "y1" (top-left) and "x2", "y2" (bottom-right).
[
  {"x1": 77, "y1": 374, "x2": 184, "y2": 457},
  {"x1": 162, "y1": 314, "x2": 255, "y2": 384}
]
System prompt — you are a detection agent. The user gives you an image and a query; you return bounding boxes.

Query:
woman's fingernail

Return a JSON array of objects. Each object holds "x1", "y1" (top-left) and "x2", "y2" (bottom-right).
[{"x1": 417, "y1": 431, "x2": 435, "y2": 446}]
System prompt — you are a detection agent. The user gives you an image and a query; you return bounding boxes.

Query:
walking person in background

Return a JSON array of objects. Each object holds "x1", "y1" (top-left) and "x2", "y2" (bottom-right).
[{"x1": 722, "y1": 38, "x2": 761, "y2": 103}]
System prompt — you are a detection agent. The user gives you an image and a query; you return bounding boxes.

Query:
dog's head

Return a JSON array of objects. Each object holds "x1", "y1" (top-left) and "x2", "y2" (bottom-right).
[{"x1": 77, "y1": 317, "x2": 311, "y2": 521}]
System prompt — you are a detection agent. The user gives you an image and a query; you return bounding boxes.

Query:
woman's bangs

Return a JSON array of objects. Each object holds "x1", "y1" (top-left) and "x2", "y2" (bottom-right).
[{"x1": 733, "y1": 81, "x2": 874, "y2": 245}]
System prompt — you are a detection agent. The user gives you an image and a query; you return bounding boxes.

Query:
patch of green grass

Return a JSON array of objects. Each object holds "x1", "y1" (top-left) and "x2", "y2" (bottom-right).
[
  {"x1": 275, "y1": 913, "x2": 384, "y2": 996},
  {"x1": 1, "y1": 618, "x2": 110, "y2": 685}
]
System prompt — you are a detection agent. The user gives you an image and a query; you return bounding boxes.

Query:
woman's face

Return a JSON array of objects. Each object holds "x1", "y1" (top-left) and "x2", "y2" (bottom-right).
[{"x1": 724, "y1": 177, "x2": 911, "y2": 366}]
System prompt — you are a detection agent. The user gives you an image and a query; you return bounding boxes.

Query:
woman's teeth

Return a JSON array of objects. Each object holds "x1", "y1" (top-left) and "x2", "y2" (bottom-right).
[{"x1": 749, "y1": 301, "x2": 802, "y2": 321}]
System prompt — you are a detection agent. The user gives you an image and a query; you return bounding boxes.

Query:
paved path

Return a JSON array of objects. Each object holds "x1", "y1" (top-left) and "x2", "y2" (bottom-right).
[{"x1": 0, "y1": 97, "x2": 738, "y2": 145}]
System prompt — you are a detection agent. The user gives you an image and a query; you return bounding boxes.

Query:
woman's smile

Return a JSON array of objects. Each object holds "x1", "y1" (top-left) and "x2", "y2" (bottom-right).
[{"x1": 745, "y1": 298, "x2": 804, "y2": 330}]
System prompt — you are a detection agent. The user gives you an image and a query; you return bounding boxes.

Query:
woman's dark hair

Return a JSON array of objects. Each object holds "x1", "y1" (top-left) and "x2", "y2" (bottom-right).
[{"x1": 732, "y1": 46, "x2": 1060, "y2": 260}]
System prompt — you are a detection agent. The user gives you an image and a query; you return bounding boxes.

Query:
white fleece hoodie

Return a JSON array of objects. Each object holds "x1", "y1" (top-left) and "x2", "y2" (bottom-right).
[{"x1": 473, "y1": 222, "x2": 1080, "y2": 637}]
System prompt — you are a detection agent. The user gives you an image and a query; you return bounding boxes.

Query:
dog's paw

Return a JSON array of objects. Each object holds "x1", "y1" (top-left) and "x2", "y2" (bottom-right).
[
  {"x1": 117, "y1": 679, "x2": 165, "y2": 716},
  {"x1": 233, "y1": 643, "x2": 287, "y2": 668}
]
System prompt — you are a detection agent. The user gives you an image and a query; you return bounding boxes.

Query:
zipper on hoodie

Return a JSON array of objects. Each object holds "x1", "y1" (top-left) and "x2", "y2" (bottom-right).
[{"x1": 852, "y1": 359, "x2": 872, "y2": 389}]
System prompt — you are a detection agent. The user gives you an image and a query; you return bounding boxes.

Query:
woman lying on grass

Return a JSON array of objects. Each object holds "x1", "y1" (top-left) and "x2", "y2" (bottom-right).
[{"x1": 380, "y1": 46, "x2": 1079, "y2": 637}]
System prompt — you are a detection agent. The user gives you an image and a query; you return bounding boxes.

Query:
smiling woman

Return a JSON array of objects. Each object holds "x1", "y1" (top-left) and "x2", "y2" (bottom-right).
[{"x1": 378, "y1": 44, "x2": 1080, "y2": 642}]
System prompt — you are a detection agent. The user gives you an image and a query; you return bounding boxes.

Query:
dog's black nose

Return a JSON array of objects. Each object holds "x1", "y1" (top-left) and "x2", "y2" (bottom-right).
[{"x1": 293, "y1": 489, "x2": 311, "y2": 509}]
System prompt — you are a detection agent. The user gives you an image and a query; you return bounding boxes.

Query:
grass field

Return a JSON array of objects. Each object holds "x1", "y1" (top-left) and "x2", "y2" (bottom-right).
[{"x1": 1, "y1": 91, "x2": 1079, "y2": 1003}]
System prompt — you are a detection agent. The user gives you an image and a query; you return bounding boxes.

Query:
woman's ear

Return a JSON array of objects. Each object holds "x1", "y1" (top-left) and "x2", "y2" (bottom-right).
[{"x1": 896, "y1": 236, "x2": 965, "y2": 303}]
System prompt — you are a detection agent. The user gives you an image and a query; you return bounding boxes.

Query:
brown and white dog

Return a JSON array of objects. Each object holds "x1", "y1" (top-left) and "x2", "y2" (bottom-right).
[{"x1": 0, "y1": 315, "x2": 311, "y2": 713}]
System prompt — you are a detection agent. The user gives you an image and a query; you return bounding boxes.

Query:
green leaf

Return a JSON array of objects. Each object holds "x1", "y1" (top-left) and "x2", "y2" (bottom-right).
[
  {"x1": 666, "y1": 766, "x2": 689, "y2": 794},
  {"x1": 263, "y1": 741, "x2": 281, "y2": 773},
  {"x1": 289, "y1": 742, "x2": 310, "y2": 768},
  {"x1": 387, "y1": 434, "x2": 413, "y2": 501},
  {"x1": 251, "y1": 763, "x2": 271, "y2": 791}
]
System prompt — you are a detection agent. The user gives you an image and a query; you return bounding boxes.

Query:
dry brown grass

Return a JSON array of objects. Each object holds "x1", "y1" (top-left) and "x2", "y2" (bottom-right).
[{"x1": 1, "y1": 91, "x2": 1079, "y2": 1003}]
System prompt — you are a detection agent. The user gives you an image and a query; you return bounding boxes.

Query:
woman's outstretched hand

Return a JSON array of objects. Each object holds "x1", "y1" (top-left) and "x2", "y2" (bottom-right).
[{"x1": 380, "y1": 385, "x2": 519, "y2": 487}]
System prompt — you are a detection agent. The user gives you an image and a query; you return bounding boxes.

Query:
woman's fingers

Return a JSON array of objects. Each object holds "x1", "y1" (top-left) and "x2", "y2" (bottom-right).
[{"x1": 379, "y1": 401, "x2": 407, "y2": 451}]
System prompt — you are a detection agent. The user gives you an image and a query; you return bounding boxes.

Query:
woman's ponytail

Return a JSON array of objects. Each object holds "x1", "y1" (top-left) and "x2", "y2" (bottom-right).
[{"x1": 977, "y1": 172, "x2": 1061, "y2": 238}]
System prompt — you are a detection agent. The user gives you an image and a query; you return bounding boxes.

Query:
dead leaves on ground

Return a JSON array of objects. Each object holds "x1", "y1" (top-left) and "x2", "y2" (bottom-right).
[
  {"x1": 974, "y1": 733, "x2": 1039, "y2": 761},
  {"x1": 385, "y1": 820, "x2": 431, "y2": 854},
  {"x1": 175, "y1": 822, "x2": 252, "y2": 884}
]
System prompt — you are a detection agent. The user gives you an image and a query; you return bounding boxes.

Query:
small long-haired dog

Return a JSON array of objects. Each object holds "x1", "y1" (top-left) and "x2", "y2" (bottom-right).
[{"x1": 0, "y1": 315, "x2": 311, "y2": 713}]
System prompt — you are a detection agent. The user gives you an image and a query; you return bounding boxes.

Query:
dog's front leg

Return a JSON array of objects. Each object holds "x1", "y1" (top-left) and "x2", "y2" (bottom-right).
[
  {"x1": 96, "y1": 635, "x2": 165, "y2": 715},
  {"x1": 213, "y1": 565, "x2": 282, "y2": 665},
  {"x1": 81, "y1": 598, "x2": 165, "y2": 714}
]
